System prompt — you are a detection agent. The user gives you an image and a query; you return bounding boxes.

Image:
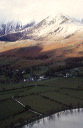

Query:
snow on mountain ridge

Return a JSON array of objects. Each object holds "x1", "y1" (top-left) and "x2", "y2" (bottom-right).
[
  {"x1": 0, "y1": 14, "x2": 83, "y2": 42},
  {"x1": 41, "y1": 14, "x2": 82, "y2": 25},
  {"x1": 29, "y1": 14, "x2": 83, "y2": 40},
  {"x1": 0, "y1": 20, "x2": 22, "y2": 36}
]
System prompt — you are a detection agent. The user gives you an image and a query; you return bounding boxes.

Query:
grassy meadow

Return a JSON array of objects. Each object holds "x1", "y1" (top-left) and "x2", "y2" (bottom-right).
[{"x1": 0, "y1": 56, "x2": 83, "y2": 128}]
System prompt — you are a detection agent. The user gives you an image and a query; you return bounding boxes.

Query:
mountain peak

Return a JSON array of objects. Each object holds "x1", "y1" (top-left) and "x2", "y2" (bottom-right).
[
  {"x1": 45, "y1": 14, "x2": 68, "y2": 25},
  {"x1": 0, "y1": 14, "x2": 83, "y2": 42},
  {"x1": 27, "y1": 14, "x2": 83, "y2": 41},
  {"x1": 45, "y1": 14, "x2": 82, "y2": 25}
]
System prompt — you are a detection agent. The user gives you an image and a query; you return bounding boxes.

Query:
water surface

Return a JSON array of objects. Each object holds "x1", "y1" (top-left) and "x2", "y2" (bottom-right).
[{"x1": 22, "y1": 108, "x2": 83, "y2": 128}]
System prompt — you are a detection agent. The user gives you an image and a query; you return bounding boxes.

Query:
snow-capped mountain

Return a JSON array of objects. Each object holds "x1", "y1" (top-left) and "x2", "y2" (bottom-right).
[
  {"x1": 0, "y1": 20, "x2": 22, "y2": 36},
  {"x1": 0, "y1": 14, "x2": 83, "y2": 42},
  {"x1": 0, "y1": 21, "x2": 35, "y2": 41},
  {"x1": 0, "y1": 14, "x2": 83, "y2": 61},
  {"x1": 0, "y1": 20, "x2": 35, "y2": 36},
  {"x1": 27, "y1": 14, "x2": 83, "y2": 41}
]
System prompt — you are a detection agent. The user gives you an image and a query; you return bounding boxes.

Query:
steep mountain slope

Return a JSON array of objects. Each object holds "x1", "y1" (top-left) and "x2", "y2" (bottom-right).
[
  {"x1": 0, "y1": 37, "x2": 83, "y2": 69},
  {"x1": 26, "y1": 14, "x2": 83, "y2": 41},
  {"x1": 0, "y1": 14, "x2": 83, "y2": 42},
  {"x1": 0, "y1": 21, "x2": 22, "y2": 35},
  {"x1": 0, "y1": 21, "x2": 35, "y2": 41},
  {"x1": 0, "y1": 14, "x2": 83, "y2": 68}
]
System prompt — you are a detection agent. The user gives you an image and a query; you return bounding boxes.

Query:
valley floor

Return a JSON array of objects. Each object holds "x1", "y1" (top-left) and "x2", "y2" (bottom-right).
[{"x1": 0, "y1": 74, "x2": 83, "y2": 128}]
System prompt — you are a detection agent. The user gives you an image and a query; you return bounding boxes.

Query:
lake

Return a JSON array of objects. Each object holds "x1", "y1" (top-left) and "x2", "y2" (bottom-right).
[{"x1": 22, "y1": 108, "x2": 83, "y2": 128}]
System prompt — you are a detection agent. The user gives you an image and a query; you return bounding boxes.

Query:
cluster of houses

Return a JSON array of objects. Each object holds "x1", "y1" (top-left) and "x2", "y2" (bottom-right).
[
  {"x1": 55, "y1": 68, "x2": 80, "y2": 78},
  {"x1": 17, "y1": 68, "x2": 80, "y2": 82},
  {"x1": 56, "y1": 72, "x2": 75, "y2": 78},
  {"x1": 23, "y1": 75, "x2": 48, "y2": 82}
]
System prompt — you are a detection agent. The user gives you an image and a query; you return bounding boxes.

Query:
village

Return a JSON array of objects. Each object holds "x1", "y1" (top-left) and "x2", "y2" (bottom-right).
[
  {"x1": 0, "y1": 62, "x2": 82, "y2": 84},
  {"x1": 23, "y1": 68, "x2": 81, "y2": 82}
]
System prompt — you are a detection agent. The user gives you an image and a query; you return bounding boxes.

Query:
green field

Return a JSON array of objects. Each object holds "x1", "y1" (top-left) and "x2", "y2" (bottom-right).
[
  {"x1": 0, "y1": 111, "x2": 37, "y2": 128},
  {"x1": 42, "y1": 91, "x2": 83, "y2": 107},
  {"x1": 16, "y1": 95, "x2": 64, "y2": 114},
  {"x1": 60, "y1": 89, "x2": 83, "y2": 100},
  {"x1": 0, "y1": 63, "x2": 83, "y2": 128},
  {"x1": 0, "y1": 99, "x2": 24, "y2": 120}
]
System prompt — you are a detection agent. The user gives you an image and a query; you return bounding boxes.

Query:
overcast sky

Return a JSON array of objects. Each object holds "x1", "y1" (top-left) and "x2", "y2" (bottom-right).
[{"x1": 0, "y1": 0, "x2": 83, "y2": 24}]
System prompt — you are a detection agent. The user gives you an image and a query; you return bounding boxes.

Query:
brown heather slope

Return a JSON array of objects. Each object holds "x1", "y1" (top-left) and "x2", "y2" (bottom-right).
[
  {"x1": 0, "y1": 36, "x2": 83, "y2": 58},
  {"x1": 0, "y1": 32, "x2": 83, "y2": 68}
]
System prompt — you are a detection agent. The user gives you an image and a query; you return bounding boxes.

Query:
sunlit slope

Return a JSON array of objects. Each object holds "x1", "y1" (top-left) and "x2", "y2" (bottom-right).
[
  {"x1": 0, "y1": 32, "x2": 83, "y2": 60},
  {"x1": 0, "y1": 14, "x2": 83, "y2": 68}
]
